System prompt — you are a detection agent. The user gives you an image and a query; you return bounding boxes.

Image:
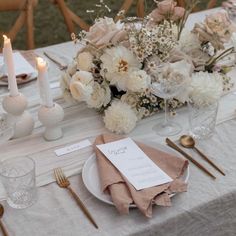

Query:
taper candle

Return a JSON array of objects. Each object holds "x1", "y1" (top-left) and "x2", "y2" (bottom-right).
[
  {"x1": 36, "y1": 57, "x2": 53, "y2": 108},
  {"x1": 3, "y1": 35, "x2": 19, "y2": 97}
]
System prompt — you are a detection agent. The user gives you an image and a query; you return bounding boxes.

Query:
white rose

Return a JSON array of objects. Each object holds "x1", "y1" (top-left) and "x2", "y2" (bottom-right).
[
  {"x1": 72, "y1": 71, "x2": 94, "y2": 85},
  {"x1": 87, "y1": 82, "x2": 111, "y2": 109},
  {"x1": 70, "y1": 71, "x2": 94, "y2": 102},
  {"x1": 76, "y1": 51, "x2": 93, "y2": 71},
  {"x1": 86, "y1": 17, "x2": 127, "y2": 48},
  {"x1": 69, "y1": 81, "x2": 93, "y2": 102},
  {"x1": 127, "y1": 70, "x2": 151, "y2": 92}
]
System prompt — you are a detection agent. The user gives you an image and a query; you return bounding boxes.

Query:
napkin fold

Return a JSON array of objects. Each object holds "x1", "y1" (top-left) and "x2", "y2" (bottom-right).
[
  {"x1": 94, "y1": 134, "x2": 188, "y2": 217},
  {"x1": 0, "y1": 52, "x2": 37, "y2": 85}
]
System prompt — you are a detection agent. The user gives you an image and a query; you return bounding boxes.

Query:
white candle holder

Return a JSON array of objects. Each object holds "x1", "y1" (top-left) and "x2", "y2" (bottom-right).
[
  {"x1": 2, "y1": 93, "x2": 34, "y2": 139},
  {"x1": 38, "y1": 103, "x2": 64, "y2": 141}
]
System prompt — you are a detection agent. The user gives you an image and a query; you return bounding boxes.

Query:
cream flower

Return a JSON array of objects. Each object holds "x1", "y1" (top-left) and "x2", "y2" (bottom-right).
[
  {"x1": 103, "y1": 101, "x2": 138, "y2": 134},
  {"x1": 151, "y1": 60, "x2": 192, "y2": 103},
  {"x1": 69, "y1": 71, "x2": 94, "y2": 101},
  {"x1": 189, "y1": 72, "x2": 223, "y2": 107},
  {"x1": 87, "y1": 82, "x2": 111, "y2": 109},
  {"x1": 72, "y1": 71, "x2": 94, "y2": 85},
  {"x1": 192, "y1": 11, "x2": 235, "y2": 50},
  {"x1": 67, "y1": 60, "x2": 77, "y2": 76},
  {"x1": 86, "y1": 17, "x2": 127, "y2": 48},
  {"x1": 100, "y1": 45, "x2": 141, "y2": 91},
  {"x1": 179, "y1": 28, "x2": 201, "y2": 53},
  {"x1": 121, "y1": 92, "x2": 139, "y2": 109},
  {"x1": 127, "y1": 70, "x2": 151, "y2": 92},
  {"x1": 76, "y1": 51, "x2": 94, "y2": 71},
  {"x1": 70, "y1": 82, "x2": 93, "y2": 102},
  {"x1": 148, "y1": 0, "x2": 185, "y2": 25}
]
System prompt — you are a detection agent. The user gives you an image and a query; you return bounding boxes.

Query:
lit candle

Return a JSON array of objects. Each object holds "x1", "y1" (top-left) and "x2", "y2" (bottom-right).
[
  {"x1": 36, "y1": 57, "x2": 53, "y2": 108},
  {"x1": 3, "y1": 35, "x2": 19, "y2": 97}
]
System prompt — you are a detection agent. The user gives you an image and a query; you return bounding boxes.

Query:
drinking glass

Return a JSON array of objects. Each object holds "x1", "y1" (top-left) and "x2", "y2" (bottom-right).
[
  {"x1": 150, "y1": 67, "x2": 186, "y2": 136},
  {"x1": 0, "y1": 156, "x2": 37, "y2": 209},
  {"x1": 188, "y1": 101, "x2": 219, "y2": 139}
]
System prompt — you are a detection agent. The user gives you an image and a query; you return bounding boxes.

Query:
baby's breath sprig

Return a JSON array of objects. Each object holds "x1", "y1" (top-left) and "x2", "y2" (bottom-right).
[{"x1": 86, "y1": 0, "x2": 111, "y2": 21}]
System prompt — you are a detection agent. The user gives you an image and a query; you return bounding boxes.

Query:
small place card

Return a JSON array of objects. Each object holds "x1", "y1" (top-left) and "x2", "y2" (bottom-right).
[
  {"x1": 54, "y1": 139, "x2": 92, "y2": 156},
  {"x1": 96, "y1": 138, "x2": 172, "y2": 190}
]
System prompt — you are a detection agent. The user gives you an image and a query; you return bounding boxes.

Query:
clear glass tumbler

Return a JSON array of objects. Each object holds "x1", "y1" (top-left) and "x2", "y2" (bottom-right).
[
  {"x1": 188, "y1": 101, "x2": 219, "y2": 139},
  {"x1": 0, "y1": 157, "x2": 37, "y2": 209}
]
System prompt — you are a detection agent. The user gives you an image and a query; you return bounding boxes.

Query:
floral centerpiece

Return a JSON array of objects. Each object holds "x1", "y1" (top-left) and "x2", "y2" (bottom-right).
[{"x1": 61, "y1": 0, "x2": 235, "y2": 134}]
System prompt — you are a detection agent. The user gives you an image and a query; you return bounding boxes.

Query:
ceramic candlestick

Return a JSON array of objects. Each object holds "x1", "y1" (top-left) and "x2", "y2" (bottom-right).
[
  {"x1": 38, "y1": 103, "x2": 64, "y2": 141},
  {"x1": 2, "y1": 93, "x2": 34, "y2": 139}
]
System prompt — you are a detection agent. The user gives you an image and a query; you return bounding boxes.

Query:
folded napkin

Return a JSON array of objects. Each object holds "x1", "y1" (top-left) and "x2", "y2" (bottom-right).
[
  {"x1": 94, "y1": 134, "x2": 188, "y2": 217},
  {"x1": 0, "y1": 52, "x2": 37, "y2": 85}
]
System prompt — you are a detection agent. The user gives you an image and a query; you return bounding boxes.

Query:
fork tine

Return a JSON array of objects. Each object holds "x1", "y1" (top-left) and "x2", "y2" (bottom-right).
[
  {"x1": 54, "y1": 168, "x2": 60, "y2": 184},
  {"x1": 58, "y1": 168, "x2": 66, "y2": 182},
  {"x1": 55, "y1": 168, "x2": 63, "y2": 185},
  {"x1": 57, "y1": 168, "x2": 64, "y2": 184}
]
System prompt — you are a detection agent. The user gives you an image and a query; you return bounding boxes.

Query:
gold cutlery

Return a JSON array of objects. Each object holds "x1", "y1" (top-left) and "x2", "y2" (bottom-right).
[
  {"x1": 54, "y1": 168, "x2": 98, "y2": 229},
  {"x1": 43, "y1": 51, "x2": 67, "y2": 70},
  {"x1": 179, "y1": 135, "x2": 225, "y2": 176},
  {"x1": 166, "y1": 138, "x2": 216, "y2": 179},
  {"x1": 0, "y1": 204, "x2": 9, "y2": 236}
]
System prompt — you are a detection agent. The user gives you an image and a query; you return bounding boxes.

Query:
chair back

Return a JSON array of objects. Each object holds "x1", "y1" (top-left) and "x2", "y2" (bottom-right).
[
  {"x1": 53, "y1": 0, "x2": 145, "y2": 34},
  {"x1": 0, "y1": 0, "x2": 38, "y2": 49},
  {"x1": 0, "y1": 0, "x2": 37, "y2": 11}
]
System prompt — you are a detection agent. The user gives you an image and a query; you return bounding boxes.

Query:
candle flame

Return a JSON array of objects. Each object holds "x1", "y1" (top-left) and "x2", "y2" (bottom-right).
[
  {"x1": 36, "y1": 57, "x2": 46, "y2": 66},
  {"x1": 3, "y1": 35, "x2": 8, "y2": 40}
]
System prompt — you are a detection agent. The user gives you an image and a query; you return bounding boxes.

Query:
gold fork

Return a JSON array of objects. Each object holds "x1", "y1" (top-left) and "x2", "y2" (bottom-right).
[{"x1": 54, "y1": 168, "x2": 98, "y2": 229}]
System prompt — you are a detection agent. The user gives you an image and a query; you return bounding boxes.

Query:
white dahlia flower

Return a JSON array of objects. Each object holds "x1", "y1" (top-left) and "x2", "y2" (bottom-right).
[
  {"x1": 103, "y1": 101, "x2": 138, "y2": 134},
  {"x1": 100, "y1": 46, "x2": 141, "y2": 91},
  {"x1": 190, "y1": 72, "x2": 223, "y2": 107}
]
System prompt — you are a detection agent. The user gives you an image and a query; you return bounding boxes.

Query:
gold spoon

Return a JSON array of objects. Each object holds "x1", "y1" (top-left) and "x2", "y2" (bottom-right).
[
  {"x1": 0, "y1": 204, "x2": 9, "y2": 236},
  {"x1": 179, "y1": 135, "x2": 225, "y2": 176}
]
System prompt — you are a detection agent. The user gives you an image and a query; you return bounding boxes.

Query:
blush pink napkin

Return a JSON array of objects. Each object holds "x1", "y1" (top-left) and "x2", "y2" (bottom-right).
[{"x1": 94, "y1": 134, "x2": 188, "y2": 217}]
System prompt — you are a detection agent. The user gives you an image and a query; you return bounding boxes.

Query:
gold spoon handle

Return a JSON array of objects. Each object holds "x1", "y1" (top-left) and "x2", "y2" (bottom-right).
[
  {"x1": 194, "y1": 147, "x2": 225, "y2": 176},
  {"x1": 166, "y1": 138, "x2": 216, "y2": 179},
  {"x1": 0, "y1": 220, "x2": 9, "y2": 236}
]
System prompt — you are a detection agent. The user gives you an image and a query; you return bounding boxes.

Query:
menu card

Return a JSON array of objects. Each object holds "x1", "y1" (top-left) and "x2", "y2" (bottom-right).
[{"x1": 96, "y1": 138, "x2": 172, "y2": 190}]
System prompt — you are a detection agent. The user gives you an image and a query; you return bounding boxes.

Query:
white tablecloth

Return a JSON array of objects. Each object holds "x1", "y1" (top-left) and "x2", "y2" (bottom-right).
[{"x1": 1, "y1": 8, "x2": 236, "y2": 236}]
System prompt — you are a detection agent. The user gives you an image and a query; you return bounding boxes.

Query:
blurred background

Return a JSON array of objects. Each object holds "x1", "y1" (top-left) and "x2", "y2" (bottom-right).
[{"x1": 0, "y1": 0, "x2": 224, "y2": 50}]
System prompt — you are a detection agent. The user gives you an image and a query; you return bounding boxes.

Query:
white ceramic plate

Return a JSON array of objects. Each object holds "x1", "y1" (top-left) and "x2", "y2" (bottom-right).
[
  {"x1": 82, "y1": 141, "x2": 189, "y2": 207},
  {"x1": 0, "y1": 72, "x2": 37, "y2": 86}
]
